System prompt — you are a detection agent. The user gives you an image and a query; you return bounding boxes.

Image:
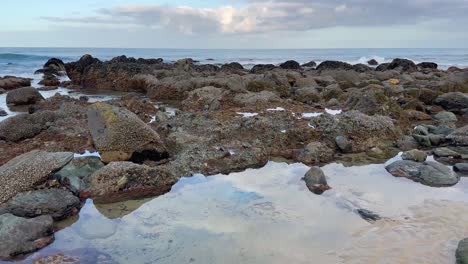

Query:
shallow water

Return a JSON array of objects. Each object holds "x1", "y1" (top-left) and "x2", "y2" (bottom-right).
[{"x1": 8, "y1": 157, "x2": 468, "y2": 264}]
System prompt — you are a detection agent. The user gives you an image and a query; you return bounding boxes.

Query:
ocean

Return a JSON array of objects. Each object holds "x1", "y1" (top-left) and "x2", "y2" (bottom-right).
[{"x1": 1, "y1": 47, "x2": 468, "y2": 80}]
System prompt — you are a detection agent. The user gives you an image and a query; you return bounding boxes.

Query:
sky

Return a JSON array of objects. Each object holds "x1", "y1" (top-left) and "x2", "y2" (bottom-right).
[{"x1": 1, "y1": 0, "x2": 468, "y2": 48}]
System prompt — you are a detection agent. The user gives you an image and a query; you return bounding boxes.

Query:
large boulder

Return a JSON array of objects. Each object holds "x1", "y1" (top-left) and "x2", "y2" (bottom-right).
[
  {"x1": 87, "y1": 103, "x2": 168, "y2": 163},
  {"x1": 65, "y1": 54, "x2": 101, "y2": 84},
  {"x1": 280, "y1": 60, "x2": 301, "y2": 70},
  {"x1": 417, "y1": 62, "x2": 438, "y2": 69},
  {"x1": 0, "y1": 76, "x2": 31, "y2": 90},
  {"x1": 6, "y1": 87, "x2": 44, "y2": 105},
  {"x1": 0, "y1": 214, "x2": 54, "y2": 260},
  {"x1": 303, "y1": 167, "x2": 330, "y2": 195},
  {"x1": 233, "y1": 91, "x2": 280, "y2": 106},
  {"x1": 385, "y1": 160, "x2": 459, "y2": 187},
  {"x1": 316, "y1": 61, "x2": 353, "y2": 71},
  {"x1": 309, "y1": 111, "x2": 401, "y2": 152},
  {"x1": 85, "y1": 161, "x2": 176, "y2": 203},
  {"x1": 447, "y1": 125, "x2": 468, "y2": 146},
  {"x1": 1, "y1": 189, "x2": 80, "y2": 220},
  {"x1": 221, "y1": 62, "x2": 244, "y2": 71},
  {"x1": 35, "y1": 58, "x2": 67, "y2": 76},
  {"x1": 54, "y1": 157, "x2": 105, "y2": 194},
  {"x1": 457, "y1": 238, "x2": 468, "y2": 264},
  {"x1": 0, "y1": 151, "x2": 73, "y2": 204},
  {"x1": 182, "y1": 86, "x2": 226, "y2": 111},
  {"x1": 296, "y1": 142, "x2": 335, "y2": 165},
  {"x1": 367, "y1": 59, "x2": 379, "y2": 66},
  {"x1": 435, "y1": 92, "x2": 468, "y2": 112},
  {"x1": 250, "y1": 64, "x2": 276, "y2": 74},
  {"x1": 386, "y1": 58, "x2": 417, "y2": 72},
  {"x1": 0, "y1": 111, "x2": 60, "y2": 142}
]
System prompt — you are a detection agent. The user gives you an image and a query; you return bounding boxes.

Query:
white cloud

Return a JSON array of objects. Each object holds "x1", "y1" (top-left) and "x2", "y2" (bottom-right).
[{"x1": 41, "y1": 0, "x2": 468, "y2": 35}]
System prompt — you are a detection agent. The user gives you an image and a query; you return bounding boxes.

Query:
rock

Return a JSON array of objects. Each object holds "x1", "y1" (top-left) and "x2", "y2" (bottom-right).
[
  {"x1": 280, "y1": 60, "x2": 301, "y2": 70},
  {"x1": 297, "y1": 142, "x2": 335, "y2": 165},
  {"x1": 6, "y1": 87, "x2": 44, "y2": 105},
  {"x1": 0, "y1": 108, "x2": 7, "y2": 117},
  {"x1": 435, "y1": 92, "x2": 468, "y2": 112},
  {"x1": 87, "y1": 103, "x2": 168, "y2": 163},
  {"x1": 294, "y1": 87, "x2": 321, "y2": 104},
  {"x1": 35, "y1": 58, "x2": 67, "y2": 76},
  {"x1": 0, "y1": 76, "x2": 31, "y2": 90},
  {"x1": 233, "y1": 91, "x2": 280, "y2": 106},
  {"x1": 85, "y1": 162, "x2": 176, "y2": 203},
  {"x1": 195, "y1": 64, "x2": 219, "y2": 72},
  {"x1": 414, "y1": 125, "x2": 430, "y2": 135},
  {"x1": 433, "y1": 147, "x2": 462, "y2": 158},
  {"x1": 434, "y1": 111, "x2": 458, "y2": 124},
  {"x1": 401, "y1": 149, "x2": 427, "y2": 162},
  {"x1": 309, "y1": 111, "x2": 401, "y2": 153},
  {"x1": 417, "y1": 62, "x2": 438, "y2": 69},
  {"x1": 356, "y1": 209, "x2": 381, "y2": 222},
  {"x1": 316, "y1": 61, "x2": 353, "y2": 71},
  {"x1": 182, "y1": 86, "x2": 226, "y2": 111},
  {"x1": 250, "y1": 64, "x2": 276, "y2": 74},
  {"x1": 335, "y1": 135, "x2": 352, "y2": 153},
  {"x1": 302, "y1": 61, "x2": 317, "y2": 68},
  {"x1": 65, "y1": 54, "x2": 101, "y2": 84},
  {"x1": 457, "y1": 238, "x2": 468, "y2": 264},
  {"x1": 397, "y1": 136, "x2": 420, "y2": 151},
  {"x1": 38, "y1": 75, "x2": 60, "y2": 87},
  {"x1": 385, "y1": 160, "x2": 459, "y2": 187},
  {"x1": 375, "y1": 63, "x2": 391, "y2": 71},
  {"x1": 221, "y1": 62, "x2": 244, "y2": 71},
  {"x1": 386, "y1": 58, "x2": 417, "y2": 72},
  {"x1": 0, "y1": 111, "x2": 60, "y2": 142},
  {"x1": 454, "y1": 163, "x2": 468, "y2": 176},
  {"x1": 0, "y1": 151, "x2": 73, "y2": 204},
  {"x1": 2, "y1": 189, "x2": 80, "y2": 220},
  {"x1": 353, "y1": 63, "x2": 373, "y2": 72},
  {"x1": 303, "y1": 167, "x2": 330, "y2": 195},
  {"x1": 54, "y1": 157, "x2": 105, "y2": 194},
  {"x1": 412, "y1": 134, "x2": 432, "y2": 147},
  {"x1": 447, "y1": 125, "x2": 468, "y2": 146},
  {"x1": 0, "y1": 214, "x2": 54, "y2": 260},
  {"x1": 367, "y1": 59, "x2": 379, "y2": 66}
]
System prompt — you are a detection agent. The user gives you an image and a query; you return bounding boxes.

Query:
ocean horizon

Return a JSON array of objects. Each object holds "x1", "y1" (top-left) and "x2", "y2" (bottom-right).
[{"x1": 1, "y1": 47, "x2": 467, "y2": 80}]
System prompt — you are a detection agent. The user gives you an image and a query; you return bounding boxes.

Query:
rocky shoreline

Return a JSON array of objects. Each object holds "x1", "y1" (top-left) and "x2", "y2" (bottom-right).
[{"x1": 1, "y1": 55, "x2": 468, "y2": 261}]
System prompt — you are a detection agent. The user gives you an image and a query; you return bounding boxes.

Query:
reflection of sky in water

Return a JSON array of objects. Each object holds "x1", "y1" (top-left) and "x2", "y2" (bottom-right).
[{"x1": 16, "y1": 160, "x2": 468, "y2": 264}]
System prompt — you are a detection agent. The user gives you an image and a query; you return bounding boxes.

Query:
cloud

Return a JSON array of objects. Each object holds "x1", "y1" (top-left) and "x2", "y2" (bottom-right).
[{"x1": 41, "y1": 0, "x2": 468, "y2": 35}]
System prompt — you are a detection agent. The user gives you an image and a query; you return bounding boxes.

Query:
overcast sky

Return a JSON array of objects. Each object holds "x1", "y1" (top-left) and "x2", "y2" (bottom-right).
[{"x1": 1, "y1": 0, "x2": 468, "y2": 48}]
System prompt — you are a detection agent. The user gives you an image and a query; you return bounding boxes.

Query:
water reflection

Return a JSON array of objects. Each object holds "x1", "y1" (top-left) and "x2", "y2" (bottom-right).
[{"x1": 9, "y1": 160, "x2": 468, "y2": 263}]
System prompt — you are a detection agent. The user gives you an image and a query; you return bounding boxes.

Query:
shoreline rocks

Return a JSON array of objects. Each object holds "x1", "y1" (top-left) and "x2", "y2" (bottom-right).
[
  {"x1": 6, "y1": 87, "x2": 44, "y2": 106},
  {"x1": 303, "y1": 167, "x2": 330, "y2": 195},
  {"x1": 385, "y1": 160, "x2": 459, "y2": 187}
]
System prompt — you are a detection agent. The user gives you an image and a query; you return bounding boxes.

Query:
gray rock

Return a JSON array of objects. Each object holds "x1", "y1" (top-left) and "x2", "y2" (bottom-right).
[
  {"x1": 87, "y1": 103, "x2": 168, "y2": 164},
  {"x1": 6, "y1": 87, "x2": 44, "y2": 106},
  {"x1": 401, "y1": 149, "x2": 427, "y2": 162},
  {"x1": 297, "y1": 142, "x2": 335, "y2": 165},
  {"x1": 433, "y1": 147, "x2": 462, "y2": 158},
  {"x1": 434, "y1": 111, "x2": 458, "y2": 124},
  {"x1": 0, "y1": 214, "x2": 53, "y2": 260},
  {"x1": 385, "y1": 160, "x2": 459, "y2": 187},
  {"x1": 0, "y1": 108, "x2": 7, "y2": 117},
  {"x1": 335, "y1": 135, "x2": 352, "y2": 153},
  {"x1": 414, "y1": 125, "x2": 429, "y2": 135},
  {"x1": 412, "y1": 134, "x2": 432, "y2": 147},
  {"x1": 435, "y1": 92, "x2": 468, "y2": 112},
  {"x1": 0, "y1": 150, "x2": 73, "y2": 204},
  {"x1": 303, "y1": 167, "x2": 330, "y2": 195},
  {"x1": 356, "y1": 209, "x2": 381, "y2": 222},
  {"x1": 397, "y1": 136, "x2": 419, "y2": 151},
  {"x1": 0, "y1": 111, "x2": 59, "y2": 142},
  {"x1": 54, "y1": 157, "x2": 105, "y2": 194},
  {"x1": 454, "y1": 163, "x2": 468, "y2": 176},
  {"x1": 2, "y1": 189, "x2": 80, "y2": 220},
  {"x1": 233, "y1": 91, "x2": 280, "y2": 106},
  {"x1": 85, "y1": 162, "x2": 176, "y2": 203},
  {"x1": 457, "y1": 238, "x2": 468, "y2": 264},
  {"x1": 447, "y1": 125, "x2": 468, "y2": 146}
]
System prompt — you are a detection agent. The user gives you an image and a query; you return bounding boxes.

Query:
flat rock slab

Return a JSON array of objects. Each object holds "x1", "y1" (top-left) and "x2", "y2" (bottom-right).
[
  {"x1": 6, "y1": 87, "x2": 44, "y2": 106},
  {"x1": 0, "y1": 214, "x2": 54, "y2": 260},
  {"x1": 385, "y1": 160, "x2": 459, "y2": 187},
  {"x1": 85, "y1": 161, "x2": 176, "y2": 203},
  {"x1": 0, "y1": 150, "x2": 73, "y2": 204},
  {"x1": 87, "y1": 102, "x2": 168, "y2": 163},
  {"x1": 455, "y1": 163, "x2": 468, "y2": 176},
  {"x1": 2, "y1": 189, "x2": 80, "y2": 220}
]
